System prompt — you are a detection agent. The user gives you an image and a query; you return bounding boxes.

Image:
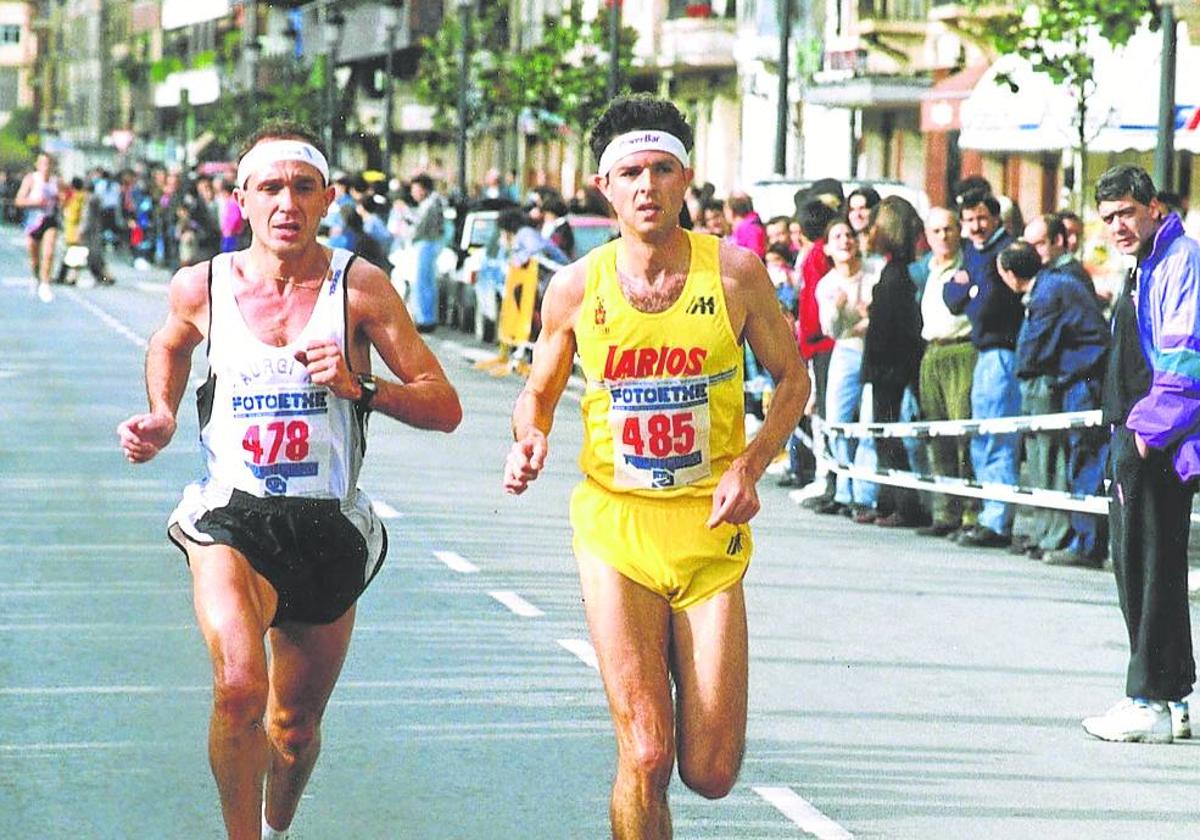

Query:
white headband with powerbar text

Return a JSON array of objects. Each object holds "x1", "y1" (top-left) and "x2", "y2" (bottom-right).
[
  {"x1": 597, "y1": 130, "x2": 690, "y2": 177},
  {"x1": 237, "y1": 140, "x2": 330, "y2": 189}
]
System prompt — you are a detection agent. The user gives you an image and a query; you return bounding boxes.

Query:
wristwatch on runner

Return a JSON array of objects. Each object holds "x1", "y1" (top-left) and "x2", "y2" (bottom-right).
[{"x1": 355, "y1": 373, "x2": 378, "y2": 411}]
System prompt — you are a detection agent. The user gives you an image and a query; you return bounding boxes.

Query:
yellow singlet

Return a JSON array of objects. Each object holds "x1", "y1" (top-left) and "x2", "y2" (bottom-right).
[
  {"x1": 575, "y1": 229, "x2": 746, "y2": 496},
  {"x1": 570, "y1": 229, "x2": 751, "y2": 611}
]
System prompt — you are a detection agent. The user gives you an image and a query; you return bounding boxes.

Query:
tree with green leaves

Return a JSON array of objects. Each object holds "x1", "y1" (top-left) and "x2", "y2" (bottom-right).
[
  {"x1": 414, "y1": 5, "x2": 635, "y2": 182},
  {"x1": 414, "y1": 5, "x2": 517, "y2": 139},
  {"x1": 967, "y1": 0, "x2": 1157, "y2": 205}
]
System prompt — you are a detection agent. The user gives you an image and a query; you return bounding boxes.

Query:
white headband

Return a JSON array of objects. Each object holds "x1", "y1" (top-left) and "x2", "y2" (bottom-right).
[
  {"x1": 236, "y1": 140, "x2": 330, "y2": 189},
  {"x1": 597, "y1": 130, "x2": 690, "y2": 177}
]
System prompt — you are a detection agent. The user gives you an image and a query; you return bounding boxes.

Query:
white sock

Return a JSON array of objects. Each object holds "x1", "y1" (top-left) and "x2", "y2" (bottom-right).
[{"x1": 262, "y1": 811, "x2": 288, "y2": 840}]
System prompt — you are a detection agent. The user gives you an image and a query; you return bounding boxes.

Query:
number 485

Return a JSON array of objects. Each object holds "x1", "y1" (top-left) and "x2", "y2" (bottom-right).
[{"x1": 621, "y1": 414, "x2": 694, "y2": 457}]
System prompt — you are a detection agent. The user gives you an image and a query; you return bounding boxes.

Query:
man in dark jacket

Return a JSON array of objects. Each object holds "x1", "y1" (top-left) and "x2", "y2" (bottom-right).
[
  {"x1": 998, "y1": 237, "x2": 1109, "y2": 565},
  {"x1": 943, "y1": 189, "x2": 1021, "y2": 547}
]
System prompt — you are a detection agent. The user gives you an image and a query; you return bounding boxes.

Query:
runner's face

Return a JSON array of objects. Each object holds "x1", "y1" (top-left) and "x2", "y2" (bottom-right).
[
  {"x1": 594, "y1": 150, "x2": 691, "y2": 236},
  {"x1": 238, "y1": 158, "x2": 334, "y2": 253}
]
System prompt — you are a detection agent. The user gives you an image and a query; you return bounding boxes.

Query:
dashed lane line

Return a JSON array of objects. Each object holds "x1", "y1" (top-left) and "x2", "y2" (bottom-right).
[
  {"x1": 751, "y1": 786, "x2": 854, "y2": 839},
  {"x1": 487, "y1": 590, "x2": 544, "y2": 618},
  {"x1": 61, "y1": 286, "x2": 148, "y2": 348},
  {"x1": 371, "y1": 499, "x2": 402, "y2": 519},
  {"x1": 432, "y1": 550, "x2": 480, "y2": 574},
  {"x1": 556, "y1": 638, "x2": 599, "y2": 670}
]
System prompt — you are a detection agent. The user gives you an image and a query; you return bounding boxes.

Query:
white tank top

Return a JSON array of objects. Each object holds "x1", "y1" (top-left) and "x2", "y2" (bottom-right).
[{"x1": 198, "y1": 249, "x2": 363, "y2": 499}]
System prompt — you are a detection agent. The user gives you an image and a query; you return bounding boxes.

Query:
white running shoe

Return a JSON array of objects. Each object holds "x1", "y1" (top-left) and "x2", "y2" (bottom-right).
[
  {"x1": 1082, "y1": 697, "x2": 1173, "y2": 744},
  {"x1": 36, "y1": 283, "x2": 53, "y2": 303},
  {"x1": 1169, "y1": 700, "x2": 1191, "y2": 739}
]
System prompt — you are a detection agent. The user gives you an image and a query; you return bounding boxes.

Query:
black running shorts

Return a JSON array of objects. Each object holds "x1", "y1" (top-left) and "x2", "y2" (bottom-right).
[{"x1": 170, "y1": 489, "x2": 387, "y2": 626}]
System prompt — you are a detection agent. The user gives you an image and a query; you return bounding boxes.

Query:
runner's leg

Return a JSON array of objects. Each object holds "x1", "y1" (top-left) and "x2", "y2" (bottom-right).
[
  {"x1": 263, "y1": 606, "x2": 357, "y2": 832},
  {"x1": 26, "y1": 233, "x2": 38, "y2": 279},
  {"x1": 187, "y1": 542, "x2": 278, "y2": 840},
  {"x1": 577, "y1": 551, "x2": 675, "y2": 840},
  {"x1": 671, "y1": 582, "x2": 748, "y2": 799},
  {"x1": 39, "y1": 227, "x2": 57, "y2": 286}
]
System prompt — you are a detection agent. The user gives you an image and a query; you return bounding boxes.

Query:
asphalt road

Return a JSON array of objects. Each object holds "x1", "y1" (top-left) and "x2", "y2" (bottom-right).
[{"x1": 2, "y1": 232, "x2": 1199, "y2": 839}]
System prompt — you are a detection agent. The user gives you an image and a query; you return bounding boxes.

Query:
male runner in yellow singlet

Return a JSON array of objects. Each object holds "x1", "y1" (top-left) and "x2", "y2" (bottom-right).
[{"x1": 503, "y1": 95, "x2": 809, "y2": 838}]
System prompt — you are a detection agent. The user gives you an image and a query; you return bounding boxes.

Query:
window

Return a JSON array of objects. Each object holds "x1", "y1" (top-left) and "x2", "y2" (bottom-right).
[
  {"x1": 0, "y1": 67, "x2": 19, "y2": 111},
  {"x1": 0, "y1": 24, "x2": 19, "y2": 46}
]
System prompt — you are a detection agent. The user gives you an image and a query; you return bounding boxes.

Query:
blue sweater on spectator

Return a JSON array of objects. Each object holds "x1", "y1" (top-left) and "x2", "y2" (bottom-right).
[
  {"x1": 1015, "y1": 266, "x2": 1109, "y2": 386},
  {"x1": 943, "y1": 228, "x2": 1023, "y2": 351}
]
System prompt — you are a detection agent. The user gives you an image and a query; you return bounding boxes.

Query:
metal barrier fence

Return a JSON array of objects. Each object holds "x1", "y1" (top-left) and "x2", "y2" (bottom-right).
[{"x1": 799, "y1": 409, "x2": 1200, "y2": 520}]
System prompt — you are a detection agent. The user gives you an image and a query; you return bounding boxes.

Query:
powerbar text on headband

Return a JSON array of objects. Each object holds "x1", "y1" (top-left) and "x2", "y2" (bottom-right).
[
  {"x1": 597, "y1": 130, "x2": 690, "y2": 177},
  {"x1": 237, "y1": 140, "x2": 331, "y2": 190}
]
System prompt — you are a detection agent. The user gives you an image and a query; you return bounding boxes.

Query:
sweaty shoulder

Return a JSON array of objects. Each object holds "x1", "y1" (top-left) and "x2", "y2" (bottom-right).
[
  {"x1": 716, "y1": 238, "x2": 773, "y2": 336},
  {"x1": 168, "y1": 261, "x2": 213, "y2": 330},
  {"x1": 344, "y1": 250, "x2": 392, "y2": 297},
  {"x1": 543, "y1": 256, "x2": 588, "y2": 322}
]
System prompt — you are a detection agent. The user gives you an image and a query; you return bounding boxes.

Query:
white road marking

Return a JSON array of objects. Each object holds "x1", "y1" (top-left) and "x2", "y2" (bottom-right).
[
  {"x1": 433, "y1": 550, "x2": 479, "y2": 573},
  {"x1": 459, "y1": 347, "x2": 496, "y2": 365},
  {"x1": 752, "y1": 786, "x2": 854, "y2": 839},
  {"x1": 2, "y1": 276, "x2": 32, "y2": 287},
  {"x1": 61, "y1": 288, "x2": 148, "y2": 348},
  {"x1": 372, "y1": 499, "x2": 402, "y2": 519},
  {"x1": 136, "y1": 280, "x2": 168, "y2": 295},
  {"x1": 488, "y1": 590, "x2": 544, "y2": 618},
  {"x1": 557, "y1": 638, "x2": 599, "y2": 670},
  {"x1": 0, "y1": 740, "x2": 146, "y2": 753}
]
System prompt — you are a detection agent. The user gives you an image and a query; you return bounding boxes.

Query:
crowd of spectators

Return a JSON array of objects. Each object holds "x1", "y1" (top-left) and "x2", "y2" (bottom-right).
[{"x1": 695, "y1": 173, "x2": 1131, "y2": 569}]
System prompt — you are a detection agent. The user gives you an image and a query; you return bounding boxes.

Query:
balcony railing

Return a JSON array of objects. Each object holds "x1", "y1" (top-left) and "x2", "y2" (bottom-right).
[
  {"x1": 857, "y1": 0, "x2": 929, "y2": 23},
  {"x1": 667, "y1": 0, "x2": 737, "y2": 20}
]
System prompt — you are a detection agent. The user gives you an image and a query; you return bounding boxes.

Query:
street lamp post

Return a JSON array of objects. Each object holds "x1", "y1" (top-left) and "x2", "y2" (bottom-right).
[
  {"x1": 323, "y1": 5, "x2": 347, "y2": 167},
  {"x1": 456, "y1": 0, "x2": 471, "y2": 201},
  {"x1": 774, "y1": 0, "x2": 791, "y2": 175},
  {"x1": 380, "y1": 1, "x2": 403, "y2": 176},
  {"x1": 607, "y1": 0, "x2": 621, "y2": 101},
  {"x1": 1154, "y1": 0, "x2": 1177, "y2": 191}
]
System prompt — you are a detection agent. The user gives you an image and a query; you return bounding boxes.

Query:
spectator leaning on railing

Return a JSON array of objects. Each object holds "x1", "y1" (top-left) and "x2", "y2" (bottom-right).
[{"x1": 911, "y1": 206, "x2": 978, "y2": 537}]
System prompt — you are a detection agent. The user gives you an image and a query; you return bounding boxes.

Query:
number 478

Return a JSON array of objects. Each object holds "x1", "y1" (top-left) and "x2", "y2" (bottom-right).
[
  {"x1": 621, "y1": 413, "x2": 694, "y2": 457},
  {"x1": 242, "y1": 420, "x2": 310, "y2": 464}
]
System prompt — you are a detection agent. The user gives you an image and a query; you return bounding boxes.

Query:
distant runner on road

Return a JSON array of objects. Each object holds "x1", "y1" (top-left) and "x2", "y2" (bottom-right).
[
  {"x1": 117, "y1": 119, "x2": 462, "y2": 840},
  {"x1": 503, "y1": 95, "x2": 809, "y2": 838}
]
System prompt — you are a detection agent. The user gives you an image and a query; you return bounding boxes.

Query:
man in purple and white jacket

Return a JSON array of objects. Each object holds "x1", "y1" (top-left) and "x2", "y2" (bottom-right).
[{"x1": 1083, "y1": 164, "x2": 1200, "y2": 745}]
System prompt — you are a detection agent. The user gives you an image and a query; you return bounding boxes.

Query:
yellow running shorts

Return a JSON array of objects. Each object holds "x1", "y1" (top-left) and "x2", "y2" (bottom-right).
[{"x1": 569, "y1": 479, "x2": 752, "y2": 612}]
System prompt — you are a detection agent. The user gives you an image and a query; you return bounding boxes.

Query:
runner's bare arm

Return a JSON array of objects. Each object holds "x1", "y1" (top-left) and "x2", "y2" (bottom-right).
[
  {"x1": 334, "y1": 260, "x2": 462, "y2": 432},
  {"x1": 504, "y1": 264, "x2": 583, "y2": 495},
  {"x1": 13, "y1": 173, "x2": 37, "y2": 209},
  {"x1": 117, "y1": 263, "x2": 210, "y2": 463},
  {"x1": 708, "y1": 244, "x2": 810, "y2": 527}
]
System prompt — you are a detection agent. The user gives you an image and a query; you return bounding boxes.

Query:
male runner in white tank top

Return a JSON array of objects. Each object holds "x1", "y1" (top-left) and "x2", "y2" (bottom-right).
[{"x1": 117, "y1": 120, "x2": 462, "y2": 840}]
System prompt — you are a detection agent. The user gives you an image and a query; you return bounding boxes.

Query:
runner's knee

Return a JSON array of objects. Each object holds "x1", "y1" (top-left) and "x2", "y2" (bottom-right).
[
  {"x1": 617, "y1": 730, "x2": 675, "y2": 792},
  {"x1": 267, "y1": 706, "x2": 321, "y2": 757},
  {"x1": 678, "y1": 740, "x2": 743, "y2": 799},
  {"x1": 211, "y1": 671, "x2": 268, "y2": 727}
]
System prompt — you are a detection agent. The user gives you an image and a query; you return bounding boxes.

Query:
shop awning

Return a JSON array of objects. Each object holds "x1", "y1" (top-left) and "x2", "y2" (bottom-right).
[
  {"x1": 805, "y1": 75, "x2": 930, "y2": 109},
  {"x1": 920, "y1": 61, "x2": 989, "y2": 133},
  {"x1": 960, "y1": 25, "x2": 1200, "y2": 154}
]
